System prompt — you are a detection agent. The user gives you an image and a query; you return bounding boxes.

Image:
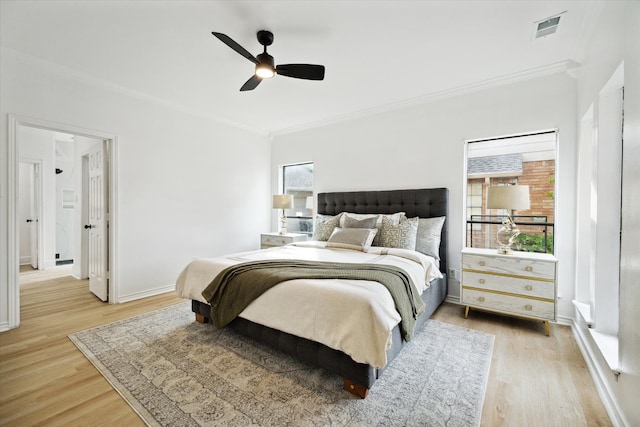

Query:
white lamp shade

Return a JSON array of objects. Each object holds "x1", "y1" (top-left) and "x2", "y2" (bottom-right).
[
  {"x1": 487, "y1": 185, "x2": 530, "y2": 210},
  {"x1": 272, "y1": 194, "x2": 293, "y2": 209}
]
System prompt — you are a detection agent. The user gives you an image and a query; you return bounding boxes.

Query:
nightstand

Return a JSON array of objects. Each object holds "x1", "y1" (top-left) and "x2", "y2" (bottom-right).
[
  {"x1": 260, "y1": 232, "x2": 308, "y2": 249},
  {"x1": 461, "y1": 247, "x2": 557, "y2": 336}
]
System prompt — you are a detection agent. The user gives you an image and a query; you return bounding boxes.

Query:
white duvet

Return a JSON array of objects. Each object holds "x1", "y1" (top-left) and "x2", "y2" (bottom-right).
[{"x1": 175, "y1": 241, "x2": 442, "y2": 368}]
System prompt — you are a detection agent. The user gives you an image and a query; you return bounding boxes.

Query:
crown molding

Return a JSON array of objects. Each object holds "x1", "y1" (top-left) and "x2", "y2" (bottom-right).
[
  {"x1": 1, "y1": 47, "x2": 270, "y2": 136},
  {"x1": 270, "y1": 60, "x2": 578, "y2": 137},
  {"x1": 3, "y1": 47, "x2": 579, "y2": 139}
]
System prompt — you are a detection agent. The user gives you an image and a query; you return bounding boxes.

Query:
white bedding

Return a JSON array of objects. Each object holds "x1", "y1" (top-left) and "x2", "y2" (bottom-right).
[{"x1": 175, "y1": 241, "x2": 442, "y2": 368}]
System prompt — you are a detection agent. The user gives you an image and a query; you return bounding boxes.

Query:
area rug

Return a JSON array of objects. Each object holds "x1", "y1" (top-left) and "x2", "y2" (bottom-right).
[{"x1": 69, "y1": 301, "x2": 494, "y2": 426}]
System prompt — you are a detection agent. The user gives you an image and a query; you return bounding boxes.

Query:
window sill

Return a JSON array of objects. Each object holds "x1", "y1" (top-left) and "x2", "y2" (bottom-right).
[
  {"x1": 572, "y1": 300, "x2": 592, "y2": 327},
  {"x1": 573, "y1": 300, "x2": 619, "y2": 375},
  {"x1": 589, "y1": 330, "x2": 619, "y2": 375}
]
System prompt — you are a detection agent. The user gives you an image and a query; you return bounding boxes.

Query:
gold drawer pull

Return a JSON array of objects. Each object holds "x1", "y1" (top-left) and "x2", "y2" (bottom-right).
[
  {"x1": 478, "y1": 296, "x2": 485, "y2": 302},
  {"x1": 525, "y1": 266, "x2": 533, "y2": 272},
  {"x1": 479, "y1": 261, "x2": 486, "y2": 266},
  {"x1": 525, "y1": 285, "x2": 533, "y2": 291},
  {"x1": 479, "y1": 279, "x2": 485, "y2": 284},
  {"x1": 525, "y1": 304, "x2": 533, "y2": 311}
]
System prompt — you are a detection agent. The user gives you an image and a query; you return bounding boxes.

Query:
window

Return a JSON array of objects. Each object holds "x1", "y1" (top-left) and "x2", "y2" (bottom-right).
[
  {"x1": 465, "y1": 131, "x2": 556, "y2": 254},
  {"x1": 281, "y1": 162, "x2": 314, "y2": 235},
  {"x1": 573, "y1": 63, "x2": 623, "y2": 372},
  {"x1": 466, "y1": 181, "x2": 483, "y2": 235}
]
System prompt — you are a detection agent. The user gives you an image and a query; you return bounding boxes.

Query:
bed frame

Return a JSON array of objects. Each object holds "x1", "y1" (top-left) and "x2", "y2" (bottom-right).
[{"x1": 191, "y1": 187, "x2": 448, "y2": 398}]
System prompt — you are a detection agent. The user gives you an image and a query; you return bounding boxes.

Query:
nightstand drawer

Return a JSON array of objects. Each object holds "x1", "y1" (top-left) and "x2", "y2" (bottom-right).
[
  {"x1": 462, "y1": 253, "x2": 555, "y2": 280},
  {"x1": 261, "y1": 234, "x2": 293, "y2": 247},
  {"x1": 462, "y1": 271, "x2": 555, "y2": 300},
  {"x1": 260, "y1": 233, "x2": 308, "y2": 248},
  {"x1": 462, "y1": 289, "x2": 555, "y2": 320}
]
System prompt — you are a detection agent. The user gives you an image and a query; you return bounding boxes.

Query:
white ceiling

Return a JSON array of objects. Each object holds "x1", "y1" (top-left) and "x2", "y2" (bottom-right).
[{"x1": 1, "y1": 1, "x2": 600, "y2": 135}]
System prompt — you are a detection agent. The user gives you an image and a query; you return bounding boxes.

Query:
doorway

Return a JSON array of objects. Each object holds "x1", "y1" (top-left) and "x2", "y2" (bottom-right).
[{"x1": 7, "y1": 115, "x2": 118, "y2": 329}]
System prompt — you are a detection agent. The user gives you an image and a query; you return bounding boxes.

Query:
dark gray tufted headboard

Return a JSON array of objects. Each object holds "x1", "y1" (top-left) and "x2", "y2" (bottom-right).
[{"x1": 317, "y1": 188, "x2": 448, "y2": 274}]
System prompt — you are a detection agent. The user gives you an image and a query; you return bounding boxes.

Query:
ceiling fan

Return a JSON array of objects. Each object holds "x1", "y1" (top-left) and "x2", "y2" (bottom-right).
[{"x1": 211, "y1": 30, "x2": 325, "y2": 92}]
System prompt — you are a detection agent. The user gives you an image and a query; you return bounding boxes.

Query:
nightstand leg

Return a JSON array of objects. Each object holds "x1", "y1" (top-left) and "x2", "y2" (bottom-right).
[
  {"x1": 544, "y1": 320, "x2": 550, "y2": 336},
  {"x1": 464, "y1": 306, "x2": 470, "y2": 319}
]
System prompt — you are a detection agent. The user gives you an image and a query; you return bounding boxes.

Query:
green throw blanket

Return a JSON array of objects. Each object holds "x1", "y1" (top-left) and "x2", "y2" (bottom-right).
[{"x1": 201, "y1": 260, "x2": 426, "y2": 341}]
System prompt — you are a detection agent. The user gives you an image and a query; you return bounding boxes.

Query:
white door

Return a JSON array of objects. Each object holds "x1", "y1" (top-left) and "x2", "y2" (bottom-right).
[
  {"x1": 86, "y1": 142, "x2": 108, "y2": 301},
  {"x1": 29, "y1": 163, "x2": 41, "y2": 268},
  {"x1": 19, "y1": 162, "x2": 40, "y2": 268}
]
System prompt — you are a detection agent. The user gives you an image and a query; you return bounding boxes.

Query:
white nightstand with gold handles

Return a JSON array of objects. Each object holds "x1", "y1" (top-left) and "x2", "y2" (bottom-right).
[
  {"x1": 461, "y1": 247, "x2": 557, "y2": 336},
  {"x1": 260, "y1": 232, "x2": 308, "y2": 249}
]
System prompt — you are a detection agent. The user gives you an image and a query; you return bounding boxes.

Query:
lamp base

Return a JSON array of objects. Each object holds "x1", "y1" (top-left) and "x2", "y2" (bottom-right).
[
  {"x1": 279, "y1": 213, "x2": 287, "y2": 235},
  {"x1": 497, "y1": 246, "x2": 514, "y2": 255},
  {"x1": 496, "y1": 213, "x2": 519, "y2": 255}
]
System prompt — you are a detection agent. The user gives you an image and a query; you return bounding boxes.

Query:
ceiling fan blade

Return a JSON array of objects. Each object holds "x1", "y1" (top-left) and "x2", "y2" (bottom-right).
[
  {"x1": 211, "y1": 32, "x2": 259, "y2": 65},
  {"x1": 240, "y1": 75, "x2": 262, "y2": 91},
  {"x1": 276, "y1": 64, "x2": 325, "y2": 80}
]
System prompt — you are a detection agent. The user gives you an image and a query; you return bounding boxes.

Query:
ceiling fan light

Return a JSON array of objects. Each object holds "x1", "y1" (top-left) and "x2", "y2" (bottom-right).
[{"x1": 255, "y1": 65, "x2": 275, "y2": 79}]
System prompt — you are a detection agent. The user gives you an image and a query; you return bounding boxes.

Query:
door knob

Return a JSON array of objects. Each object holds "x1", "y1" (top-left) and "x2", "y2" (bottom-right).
[
  {"x1": 26, "y1": 219, "x2": 33, "y2": 223},
  {"x1": 84, "y1": 224, "x2": 93, "y2": 229}
]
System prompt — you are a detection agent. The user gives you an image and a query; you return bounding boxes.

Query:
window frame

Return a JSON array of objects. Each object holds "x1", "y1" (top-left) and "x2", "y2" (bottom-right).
[
  {"x1": 280, "y1": 161, "x2": 314, "y2": 234},
  {"x1": 464, "y1": 130, "x2": 557, "y2": 255}
]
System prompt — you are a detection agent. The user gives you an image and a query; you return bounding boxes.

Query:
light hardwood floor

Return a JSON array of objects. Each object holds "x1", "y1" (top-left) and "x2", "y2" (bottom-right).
[
  {"x1": 431, "y1": 303, "x2": 612, "y2": 427},
  {"x1": 0, "y1": 267, "x2": 611, "y2": 426}
]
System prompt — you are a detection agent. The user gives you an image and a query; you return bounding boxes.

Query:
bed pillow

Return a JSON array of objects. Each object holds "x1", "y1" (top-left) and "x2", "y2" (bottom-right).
[
  {"x1": 312, "y1": 213, "x2": 342, "y2": 241},
  {"x1": 416, "y1": 216, "x2": 446, "y2": 260},
  {"x1": 343, "y1": 215, "x2": 379, "y2": 229},
  {"x1": 340, "y1": 212, "x2": 404, "y2": 228},
  {"x1": 326, "y1": 227, "x2": 378, "y2": 251},
  {"x1": 341, "y1": 212, "x2": 404, "y2": 246},
  {"x1": 378, "y1": 216, "x2": 419, "y2": 250}
]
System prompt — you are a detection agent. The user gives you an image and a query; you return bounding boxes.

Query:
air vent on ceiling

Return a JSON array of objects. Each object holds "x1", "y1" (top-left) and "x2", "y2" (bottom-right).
[{"x1": 532, "y1": 12, "x2": 565, "y2": 39}]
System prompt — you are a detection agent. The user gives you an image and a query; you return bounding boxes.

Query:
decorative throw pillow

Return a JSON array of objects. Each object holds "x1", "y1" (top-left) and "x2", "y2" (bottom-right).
[
  {"x1": 339, "y1": 212, "x2": 404, "y2": 228},
  {"x1": 416, "y1": 216, "x2": 445, "y2": 260},
  {"x1": 312, "y1": 213, "x2": 342, "y2": 241},
  {"x1": 343, "y1": 215, "x2": 378, "y2": 229},
  {"x1": 341, "y1": 212, "x2": 405, "y2": 246},
  {"x1": 379, "y1": 216, "x2": 419, "y2": 250},
  {"x1": 326, "y1": 227, "x2": 378, "y2": 251}
]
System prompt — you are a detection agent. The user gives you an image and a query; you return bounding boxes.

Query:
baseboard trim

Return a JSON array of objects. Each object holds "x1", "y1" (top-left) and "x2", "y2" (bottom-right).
[
  {"x1": 570, "y1": 314, "x2": 627, "y2": 426},
  {"x1": 117, "y1": 285, "x2": 175, "y2": 304},
  {"x1": 445, "y1": 295, "x2": 460, "y2": 305},
  {"x1": 0, "y1": 321, "x2": 10, "y2": 332}
]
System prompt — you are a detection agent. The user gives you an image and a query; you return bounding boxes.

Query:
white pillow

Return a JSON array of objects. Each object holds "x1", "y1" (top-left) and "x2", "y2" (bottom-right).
[
  {"x1": 326, "y1": 227, "x2": 378, "y2": 251},
  {"x1": 416, "y1": 216, "x2": 445, "y2": 259}
]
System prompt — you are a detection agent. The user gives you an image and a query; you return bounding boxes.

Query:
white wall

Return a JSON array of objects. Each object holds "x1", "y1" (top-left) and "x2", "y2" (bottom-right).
[
  {"x1": 272, "y1": 72, "x2": 577, "y2": 309},
  {"x1": 573, "y1": 2, "x2": 640, "y2": 426},
  {"x1": 0, "y1": 48, "x2": 271, "y2": 328}
]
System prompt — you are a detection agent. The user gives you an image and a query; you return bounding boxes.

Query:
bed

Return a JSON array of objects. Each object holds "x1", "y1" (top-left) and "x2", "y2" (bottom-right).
[{"x1": 176, "y1": 187, "x2": 448, "y2": 398}]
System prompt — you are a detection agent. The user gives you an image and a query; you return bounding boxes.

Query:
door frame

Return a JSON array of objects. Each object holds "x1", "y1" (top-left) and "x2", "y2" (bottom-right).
[{"x1": 7, "y1": 114, "x2": 119, "y2": 328}]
